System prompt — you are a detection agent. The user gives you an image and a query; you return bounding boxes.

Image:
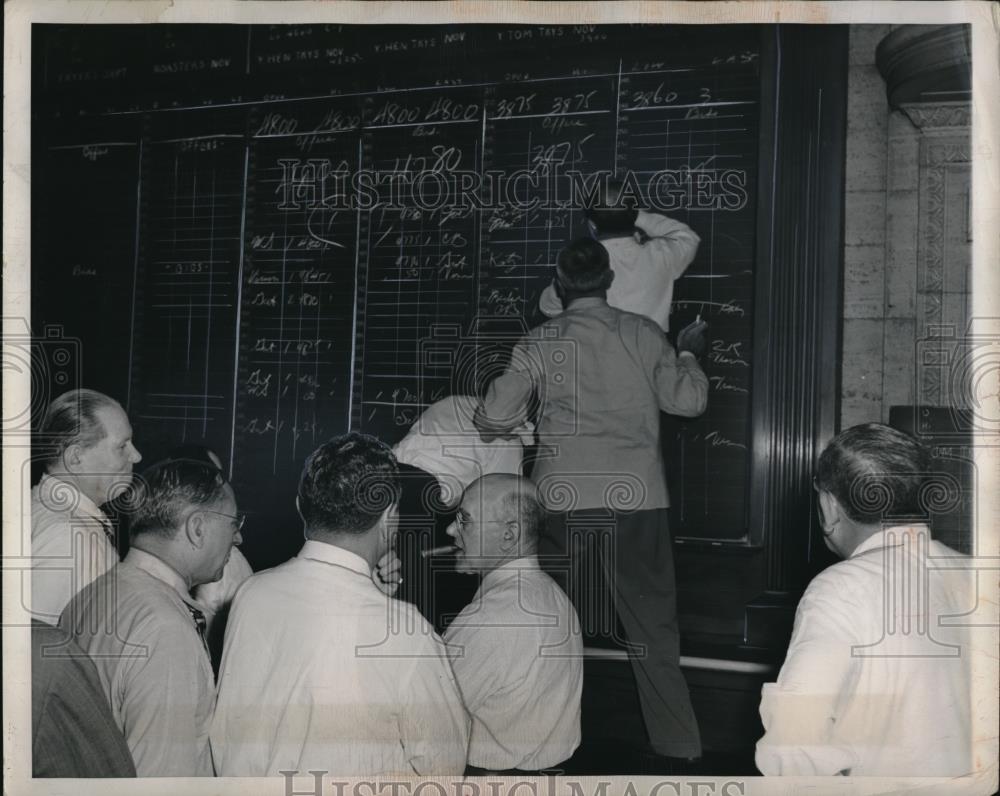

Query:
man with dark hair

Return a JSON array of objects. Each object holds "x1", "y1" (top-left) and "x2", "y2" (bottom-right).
[
  {"x1": 211, "y1": 432, "x2": 470, "y2": 776},
  {"x1": 31, "y1": 388, "x2": 142, "y2": 622},
  {"x1": 444, "y1": 474, "x2": 583, "y2": 774},
  {"x1": 538, "y1": 178, "x2": 700, "y2": 332},
  {"x1": 61, "y1": 457, "x2": 243, "y2": 776},
  {"x1": 475, "y1": 238, "x2": 708, "y2": 761},
  {"x1": 756, "y1": 423, "x2": 973, "y2": 776}
]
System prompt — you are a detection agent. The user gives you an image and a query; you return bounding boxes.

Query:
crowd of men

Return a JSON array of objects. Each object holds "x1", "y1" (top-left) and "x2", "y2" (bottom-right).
[{"x1": 27, "y1": 194, "x2": 976, "y2": 779}]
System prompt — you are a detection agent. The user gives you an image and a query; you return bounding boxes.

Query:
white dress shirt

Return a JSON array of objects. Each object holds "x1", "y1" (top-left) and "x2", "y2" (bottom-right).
[
  {"x1": 756, "y1": 525, "x2": 975, "y2": 777},
  {"x1": 539, "y1": 211, "x2": 700, "y2": 332},
  {"x1": 61, "y1": 548, "x2": 216, "y2": 776},
  {"x1": 444, "y1": 556, "x2": 583, "y2": 771},
  {"x1": 211, "y1": 540, "x2": 470, "y2": 776},
  {"x1": 393, "y1": 395, "x2": 528, "y2": 506},
  {"x1": 30, "y1": 474, "x2": 118, "y2": 624}
]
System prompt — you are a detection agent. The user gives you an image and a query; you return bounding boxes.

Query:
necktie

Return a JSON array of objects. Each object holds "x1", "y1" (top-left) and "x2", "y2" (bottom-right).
[
  {"x1": 184, "y1": 602, "x2": 211, "y2": 660},
  {"x1": 98, "y1": 517, "x2": 116, "y2": 546}
]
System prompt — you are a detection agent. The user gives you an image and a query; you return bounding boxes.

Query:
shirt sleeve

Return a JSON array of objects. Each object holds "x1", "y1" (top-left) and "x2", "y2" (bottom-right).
[
  {"x1": 755, "y1": 573, "x2": 860, "y2": 776},
  {"x1": 642, "y1": 329, "x2": 708, "y2": 417},
  {"x1": 120, "y1": 620, "x2": 214, "y2": 776},
  {"x1": 633, "y1": 210, "x2": 700, "y2": 279},
  {"x1": 474, "y1": 340, "x2": 536, "y2": 436},
  {"x1": 538, "y1": 282, "x2": 563, "y2": 318},
  {"x1": 443, "y1": 616, "x2": 502, "y2": 715},
  {"x1": 399, "y1": 634, "x2": 471, "y2": 775}
]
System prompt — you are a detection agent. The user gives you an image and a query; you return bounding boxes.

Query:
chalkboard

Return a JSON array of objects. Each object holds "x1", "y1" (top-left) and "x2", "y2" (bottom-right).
[{"x1": 33, "y1": 23, "x2": 762, "y2": 566}]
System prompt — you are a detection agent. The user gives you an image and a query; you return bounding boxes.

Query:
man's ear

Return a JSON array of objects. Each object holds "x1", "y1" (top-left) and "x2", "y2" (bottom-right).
[
  {"x1": 603, "y1": 269, "x2": 615, "y2": 289},
  {"x1": 185, "y1": 510, "x2": 207, "y2": 549},
  {"x1": 500, "y1": 520, "x2": 521, "y2": 553},
  {"x1": 817, "y1": 490, "x2": 840, "y2": 534},
  {"x1": 62, "y1": 443, "x2": 85, "y2": 473}
]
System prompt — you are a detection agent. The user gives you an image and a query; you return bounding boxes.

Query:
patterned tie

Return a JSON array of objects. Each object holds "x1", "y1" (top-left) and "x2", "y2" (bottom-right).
[{"x1": 184, "y1": 602, "x2": 211, "y2": 660}]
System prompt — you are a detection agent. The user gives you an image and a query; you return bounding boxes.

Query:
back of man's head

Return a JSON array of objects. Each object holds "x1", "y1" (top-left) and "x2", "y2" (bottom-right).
[
  {"x1": 39, "y1": 388, "x2": 120, "y2": 470},
  {"x1": 298, "y1": 432, "x2": 400, "y2": 536},
  {"x1": 557, "y1": 238, "x2": 612, "y2": 293},
  {"x1": 477, "y1": 473, "x2": 546, "y2": 555},
  {"x1": 497, "y1": 478, "x2": 546, "y2": 554},
  {"x1": 129, "y1": 458, "x2": 228, "y2": 539},
  {"x1": 816, "y1": 423, "x2": 931, "y2": 525},
  {"x1": 585, "y1": 177, "x2": 639, "y2": 235}
]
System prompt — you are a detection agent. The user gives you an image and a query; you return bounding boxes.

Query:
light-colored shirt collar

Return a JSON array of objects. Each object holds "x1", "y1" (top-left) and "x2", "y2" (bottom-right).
[
  {"x1": 37, "y1": 473, "x2": 107, "y2": 523},
  {"x1": 125, "y1": 547, "x2": 191, "y2": 599},
  {"x1": 849, "y1": 524, "x2": 930, "y2": 559},
  {"x1": 298, "y1": 539, "x2": 372, "y2": 579},
  {"x1": 482, "y1": 555, "x2": 540, "y2": 588}
]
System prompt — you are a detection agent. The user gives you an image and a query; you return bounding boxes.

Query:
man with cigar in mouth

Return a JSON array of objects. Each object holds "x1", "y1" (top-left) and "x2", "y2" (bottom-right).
[{"x1": 444, "y1": 473, "x2": 583, "y2": 775}]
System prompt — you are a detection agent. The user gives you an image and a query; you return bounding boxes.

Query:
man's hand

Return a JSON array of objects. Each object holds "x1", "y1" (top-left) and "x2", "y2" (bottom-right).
[
  {"x1": 373, "y1": 550, "x2": 403, "y2": 596},
  {"x1": 677, "y1": 319, "x2": 708, "y2": 359}
]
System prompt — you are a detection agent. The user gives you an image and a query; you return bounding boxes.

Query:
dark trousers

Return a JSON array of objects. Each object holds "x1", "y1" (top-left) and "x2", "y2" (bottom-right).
[
  {"x1": 540, "y1": 507, "x2": 701, "y2": 758},
  {"x1": 396, "y1": 463, "x2": 477, "y2": 633}
]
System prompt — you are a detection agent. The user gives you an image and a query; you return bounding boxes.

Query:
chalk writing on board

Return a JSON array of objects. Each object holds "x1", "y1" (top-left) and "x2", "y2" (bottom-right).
[{"x1": 41, "y1": 23, "x2": 764, "y2": 545}]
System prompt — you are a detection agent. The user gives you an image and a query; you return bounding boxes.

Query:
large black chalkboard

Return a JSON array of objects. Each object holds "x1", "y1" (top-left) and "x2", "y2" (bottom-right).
[{"x1": 33, "y1": 23, "x2": 762, "y2": 567}]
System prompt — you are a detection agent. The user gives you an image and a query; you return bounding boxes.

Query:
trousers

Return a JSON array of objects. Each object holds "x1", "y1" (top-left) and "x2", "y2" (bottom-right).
[{"x1": 540, "y1": 507, "x2": 701, "y2": 758}]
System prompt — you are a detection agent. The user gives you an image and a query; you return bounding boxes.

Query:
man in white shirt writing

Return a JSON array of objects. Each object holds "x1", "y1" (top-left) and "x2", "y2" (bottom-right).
[
  {"x1": 211, "y1": 432, "x2": 470, "y2": 777},
  {"x1": 756, "y1": 423, "x2": 975, "y2": 777},
  {"x1": 62, "y1": 456, "x2": 244, "y2": 776},
  {"x1": 538, "y1": 177, "x2": 700, "y2": 333},
  {"x1": 445, "y1": 474, "x2": 583, "y2": 774}
]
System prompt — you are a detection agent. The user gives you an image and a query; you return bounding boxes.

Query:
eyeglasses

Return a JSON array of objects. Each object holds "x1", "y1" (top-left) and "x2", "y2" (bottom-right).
[
  {"x1": 455, "y1": 515, "x2": 512, "y2": 532},
  {"x1": 202, "y1": 509, "x2": 247, "y2": 532}
]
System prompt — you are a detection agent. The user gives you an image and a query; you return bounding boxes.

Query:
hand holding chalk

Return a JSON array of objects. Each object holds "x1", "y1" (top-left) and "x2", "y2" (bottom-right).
[{"x1": 677, "y1": 316, "x2": 708, "y2": 358}]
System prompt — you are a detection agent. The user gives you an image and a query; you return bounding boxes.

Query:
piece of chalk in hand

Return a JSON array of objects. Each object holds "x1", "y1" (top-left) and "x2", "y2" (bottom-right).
[{"x1": 421, "y1": 544, "x2": 458, "y2": 558}]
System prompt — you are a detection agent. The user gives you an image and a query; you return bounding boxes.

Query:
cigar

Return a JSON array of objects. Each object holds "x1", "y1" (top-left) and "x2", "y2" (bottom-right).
[{"x1": 420, "y1": 544, "x2": 458, "y2": 558}]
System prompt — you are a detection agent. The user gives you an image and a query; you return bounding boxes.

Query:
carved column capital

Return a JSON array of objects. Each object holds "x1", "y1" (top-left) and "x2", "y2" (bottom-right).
[
  {"x1": 876, "y1": 25, "x2": 970, "y2": 109},
  {"x1": 901, "y1": 101, "x2": 971, "y2": 131}
]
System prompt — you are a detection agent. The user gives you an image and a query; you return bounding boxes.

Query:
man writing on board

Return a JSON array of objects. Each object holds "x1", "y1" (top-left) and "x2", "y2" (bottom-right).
[
  {"x1": 475, "y1": 237, "x2": 709, "y2": 762},
  {"x1": 538, "y1": 177, "x2": 700, "y2": 333}
]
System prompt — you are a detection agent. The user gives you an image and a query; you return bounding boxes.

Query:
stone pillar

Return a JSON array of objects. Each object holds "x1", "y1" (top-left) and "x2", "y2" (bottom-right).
[{"x1": 877, "y1": 25, "x2": 971, "y2": 413}]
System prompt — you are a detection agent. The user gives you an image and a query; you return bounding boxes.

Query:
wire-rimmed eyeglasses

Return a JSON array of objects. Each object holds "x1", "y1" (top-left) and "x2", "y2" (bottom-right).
[{"x1": 202, "y1": 509, "x2": 247, "y2": 532}]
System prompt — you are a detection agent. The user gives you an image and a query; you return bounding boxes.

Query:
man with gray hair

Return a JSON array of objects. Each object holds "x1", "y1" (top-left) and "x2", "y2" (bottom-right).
[
  {"x1": 445, "y1": 474, "x2": 583, "y2": 774},
  {"x1": 31, "y1": 388, "x2": 142, "y2": 622},
  {"x1": 62, "y1": 457, "x2": 244, "y2": 776},
  {"x1": 756, "y1": 423, "x2": 974, "y2": 777}
]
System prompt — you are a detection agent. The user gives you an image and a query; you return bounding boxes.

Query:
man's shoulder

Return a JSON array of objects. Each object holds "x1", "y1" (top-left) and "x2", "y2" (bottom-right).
[
  {"x1": 802, "y1": 556, "x2": 880, "y2": 606},
  {"x1": 530, "y1": 302, "x2": 661, "y2": 333},
  {"x1": 451, "y1": 566, "x2": 578, "y2": 634},
  {"x1": 69, "y1": 565, "x2": 193, "y2": 645},
  {"x1": 97, "y1": 563, "x2": 189, "y2": 618}
]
